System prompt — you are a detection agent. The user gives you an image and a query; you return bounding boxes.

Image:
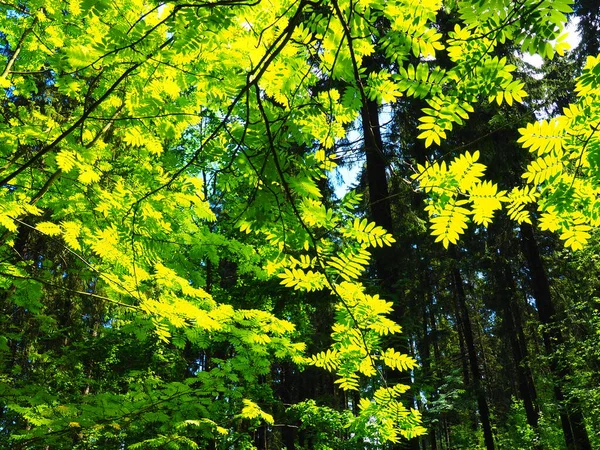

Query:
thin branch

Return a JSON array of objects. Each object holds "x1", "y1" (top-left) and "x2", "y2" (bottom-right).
[
  {"x1": 11, "y1": 218, "x2": 143, "y2": 304},
  {"x1": 1, "y1": 16, "x2": 39, "y2": 78},
  {"x1": 0, "y1": 37, "x2": 174, "y2": 187},
  {"x1": 29, "y1": 169, "x2": 62, "y2": 204},
  {"x1": 0, "y1": 271, "x2": 140, "y2": 310},
  {"x1": 569, "y1": 120, "x2": 600, "y2": 190},
  {"x1": 255, "y1": 83, "x2": 388, "y2": 388},
  {"x1": 129, "y1": 0, "x2": 308, "y2": 212}
]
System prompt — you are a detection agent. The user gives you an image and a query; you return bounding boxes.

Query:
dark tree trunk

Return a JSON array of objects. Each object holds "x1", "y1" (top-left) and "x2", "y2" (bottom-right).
[
  {"x1": 361, "y1": 93, "x2": 418, "y2": 449},
  {"x1": 361, "y1": 98, "x2": 394, "y2": 277},
  {"x1": 497, "y1": 260, "x2": 541, "y2": 448},
  {"x1": 520, "y1": 223, "x2": 591, "y2": 450},
  {"x1": 442, "y1": 416, "x2": 451, "y2": 450},
  {"x1": 451, "y1": 256, "x2": 495, "y2": 450},
  {"x1": 420, "y1": 297, "x2": 437, "y2": 450},
  {"x1": 452, "y1": 292, "x2": 470, "y2": 388},
  {"x1": 426, "y1": 282, "x2": 444, "y2": 450},
  {"x1": 275, "y1": 362, "x2": 298, "y2": 449}
]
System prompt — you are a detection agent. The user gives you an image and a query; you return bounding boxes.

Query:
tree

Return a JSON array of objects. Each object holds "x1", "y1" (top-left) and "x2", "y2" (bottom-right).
[{"x1": 0, "y1": 0, "x2": 591, "y2": 448}]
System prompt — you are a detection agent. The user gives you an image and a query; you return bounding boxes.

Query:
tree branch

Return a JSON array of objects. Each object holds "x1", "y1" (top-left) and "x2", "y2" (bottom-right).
[{"x1": 1, "y1": 16, "x2": 39, "y2": 78}]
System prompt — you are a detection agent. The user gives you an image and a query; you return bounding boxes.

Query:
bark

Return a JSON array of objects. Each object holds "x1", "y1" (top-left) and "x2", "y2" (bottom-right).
[
  {"x1": 520, "y1": 223, "x2": 591, "y2": 450},
  {"x1": 442, "y1": 416, "x2": 451, "y2": 450},
  {"x1": 498, "y1": 261, "x2": 541, "y2": 447},
  {"x1": 449, "y1": 282, "x2": 479, "y2": 434},
  {"x1": 420, "y1": 299, "x2": 436, "y2": 450},
  {"x1": 361, "y1": 94, "x2": 418, "y2": 450},
  {"x1": 361, "y1": 98, "x2": 395, "y2": 280},
  {"x1": 451, "y1": 255, "x2": 495, "y2": 450},
  {"x1": 453, "y1": 294, "x2": 471, "y2": 388}
]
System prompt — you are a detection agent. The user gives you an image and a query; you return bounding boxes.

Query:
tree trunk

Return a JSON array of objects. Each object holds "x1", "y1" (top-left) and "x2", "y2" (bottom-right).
[
  {"x1": 361, "y1": 98, "x2": 394, "y2": 277},
  {"x1": 361, "y1": 95, "x2": 418, "y2": 450},
  {"x1": 420, "y1": 294, "x2": 437, "y2": 450},
  {"x1": 498, "y1": 260, "x2": 541, "y2": 448},
  {"x1": 451, "y1": 255, "x2": 495, "y2": 450},
  {"x1": 520, "y1": 223, "x2": 591, "y2": 450}
]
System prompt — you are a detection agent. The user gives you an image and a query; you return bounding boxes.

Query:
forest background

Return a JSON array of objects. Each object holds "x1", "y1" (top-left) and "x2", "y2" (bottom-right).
[{"x1": 1, "y1": 0, "x2": 600, "y2": 448}]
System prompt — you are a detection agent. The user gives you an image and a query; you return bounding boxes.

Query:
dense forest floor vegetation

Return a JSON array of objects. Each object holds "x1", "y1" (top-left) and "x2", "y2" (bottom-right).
[{"x1": 1, "y1": 0, "x2": 600, "y2": 448}]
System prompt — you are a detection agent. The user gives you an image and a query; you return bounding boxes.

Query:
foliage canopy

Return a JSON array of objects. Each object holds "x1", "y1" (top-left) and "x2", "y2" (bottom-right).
[{"x1": 0, "y1": 0, "x2": 597, "y2": 447}]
